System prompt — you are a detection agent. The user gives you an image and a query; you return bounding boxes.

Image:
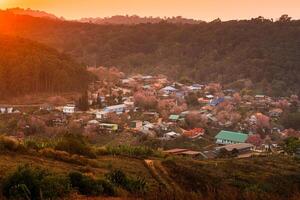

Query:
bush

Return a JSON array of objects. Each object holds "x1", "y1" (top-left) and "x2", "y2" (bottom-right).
[
  {"x1": 0, "y1": 135, "x2": 23, "y2": 152},
  {"x1": 96, "y1": 179, "x2": 115, "y2": 196},
  {"x1": 105, "y1": 169, "x2": 128, "y2": 187},
  {"x1": 2, "y1": 164, "x2": 70, "y2": 200},
  {"x1": 105, "y1": 169, "x2": 147, "y2": 194},
  {"x1": 2, "y1": 165, "x2": 46, "y2": 200},
  {"x1": 68, "y1": 172, "x2": 103, "y2": 196},
  {"x1": 24, "y1": 140, "x2": 40, "y2": 151},
  {"x1": 55, "y1": 133, "x2": 96, "y2": 158},
  {"x1": 125, "y1": 177, "x2": 147, "y2": 194},
  {"x1": 105, "y1": 145, "x2": 154, "y2": 158},
  {"x1": 40, "y1": 175, "x2": 71, "y2": 199}
]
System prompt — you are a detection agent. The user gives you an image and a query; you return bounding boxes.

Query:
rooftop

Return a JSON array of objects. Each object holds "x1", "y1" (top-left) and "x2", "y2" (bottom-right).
[
  {"x1": 216, "y1": 143, "x2": 254, "y2": 151},
  {"x1": 215, "y1": 130, "x2": 248, "y2": 143}
]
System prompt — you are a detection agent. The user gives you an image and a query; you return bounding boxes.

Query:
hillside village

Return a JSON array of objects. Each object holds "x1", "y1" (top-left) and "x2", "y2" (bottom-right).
[{"x1": 1, "y1": 67, "x2": 299, "y2": 160}]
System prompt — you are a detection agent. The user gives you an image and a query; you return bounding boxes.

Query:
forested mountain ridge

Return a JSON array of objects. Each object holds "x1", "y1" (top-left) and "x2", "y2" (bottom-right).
[
  {"x1": 2, "y1": 8, "x2": 61, "y2": 20},
  {"x1": 0, "y1": 35, "x2": 92, "y2": 98},
  {"x1": 79, "y1": 15, "x2": 204, "y2": 24},
  {"x1": 0, "y1": 12, "x2": 300, "y2": 96}
]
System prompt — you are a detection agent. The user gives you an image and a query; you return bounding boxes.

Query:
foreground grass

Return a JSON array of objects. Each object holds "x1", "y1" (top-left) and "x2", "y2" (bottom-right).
[{"x1": 162, "y1": 155, "x2": 300, "y2": 200}]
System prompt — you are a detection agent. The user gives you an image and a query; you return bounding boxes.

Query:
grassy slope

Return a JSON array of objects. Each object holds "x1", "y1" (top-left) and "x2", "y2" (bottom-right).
[
  {"x1": 0, "y1": 152, "x2": 299, "y2": 199},
  {"x1": 162, "y1": 155, "x2": 300, "y2": 199},
  {"x1": 0, "y1": 153, "x2": 158, "y2": 198}
]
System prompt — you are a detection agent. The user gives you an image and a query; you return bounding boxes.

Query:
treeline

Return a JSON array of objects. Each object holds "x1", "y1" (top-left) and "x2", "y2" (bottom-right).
[
  {"x1": 79, "y1": 15, "x2": 204, "y2": 24},
  {"x1": 1, "y1": 12, "x2": 300, "y2": 95},
  {"x1": 0, "y1": 35, "x2": 92, "y2": 98}
]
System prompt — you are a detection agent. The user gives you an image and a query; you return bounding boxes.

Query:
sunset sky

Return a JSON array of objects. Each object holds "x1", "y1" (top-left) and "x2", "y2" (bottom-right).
[{"x1": 0, "y1": 0, "x2": 299, "y2": 21}]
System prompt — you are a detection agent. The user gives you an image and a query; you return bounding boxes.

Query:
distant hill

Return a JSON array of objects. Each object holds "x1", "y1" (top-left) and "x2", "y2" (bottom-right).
[
  {"x1": 3, "y1": 8, "x2": 62, "y2": 20},
  {"x1": 79, "y1": 15, "x2": 204, "y2": 25},
  {"x1": 0, "y1": 35, "x2": 92, "y2": 98},
  {"x1": 0, "y1": 12, "x2": 299, "y2": 96}
]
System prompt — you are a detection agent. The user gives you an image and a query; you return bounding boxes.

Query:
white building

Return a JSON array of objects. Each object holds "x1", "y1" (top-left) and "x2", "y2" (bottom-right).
[
  {"x1": 63, "y1": 104, "x2": 76, "y2": 114},
  {"x1": 160, "y1": 86, "x2": 178, "y2": 95},
  {"x1": 164, "y1": 131, "x2": 181, "y2": 140},
  {"x1": 96, "y1": 110, "x2": 109, "y2": 119},
  {"x1": 0, "y1": 108, "x2": 6, "y2": 114},
  {"x1": 103, "y1": 104, "x2": 127, "y2": 114}
]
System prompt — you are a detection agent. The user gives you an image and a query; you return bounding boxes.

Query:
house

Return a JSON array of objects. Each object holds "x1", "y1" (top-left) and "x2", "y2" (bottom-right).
[
  {"x1": 6, "y1": 107, "x2": 13, "y2": 114},
  {"x1": 223, "y1": 89, "x2": 236, "y2": 95},
  {"x1": 163, "y1": 148, "x2": 188, "y2": 154},
  {"x1": 198, "y1": 98, "x2": 210, "y2": 104},
  {"x1": 160, "y1": 86, "x2": 178, "y2": 95},
  {"x1": 63, "y1": 104, "x2": 75, "y2": 114},
  {"x1": 210, "y1": 97, "x2": 225, "y2": 106},
  {"x1": 123, "y1": 100, "x2": 134, "y2": 109},
  {"x1": 169, "y1": 114, "x2": 180, "y2": 122},
  {"x1": 205, "y1": 94, "x2": 214, "y2": 99},
  {"x1": 187, "y1": 84, "x2": 203, "y2": 92},
  {"x1": 121, "y1": 78, "x2": 135, "y2": 85},
  {"x1": 40, "y1": 105, "x2": 54, "y2": 111},
  {"x1": 183, "y1": 128, "x2": 205, "y2": 139},
  {"x1": 130, "y1": 120, "x2": 143, "y2": 129},
  {"x1": 248, "y1": 115, "x2": 257, "y2": 125},
  {"x1": 218, "y1": 121, "x2": 233, "y2": 127},
  {"x1": 215, "y1": 130, "x2": 249, "y2": 145},
  {"x1": 255, "y1": 95, "x2": 266, "y2": 100},
  {"x1": 0, "y1": 107, "x2": 14, "y2": 114},
  {"x1": 103, "y1": 104, "x2": 127, "y2": 114},
  {"x1": 163, "y1": 148, "x2": 202, "y2": 157},
  {"x1": 88, "y1": 120, "x2": 100, "y2": 125},
  {"x1": 269, "y1": 108, "x2": 283, "y2": 117},
  {"x1": 215, "y1": 143, "x2": 254, "y2": 154},
  {"x1": 179, "y1": 111, "x2": 190, "y2": 118},
  {"x1": 95, "y1": 110, "x2": 109, "y2": 119},
  {"x1": 99, "y1": 123, "x2": 118, "y2": 131},
  {"x1": 142, "y1": 112, "x2": 159, "y2": 120},
  {"x1": 164, "y1": 131, "x2": 181, "y2": 140},
  {"x1": 142, "y1": 121, "x2": 156, "y2": 131},
  {"x1": 0, "y1": 108, "x2": 5, "y2": 114}
]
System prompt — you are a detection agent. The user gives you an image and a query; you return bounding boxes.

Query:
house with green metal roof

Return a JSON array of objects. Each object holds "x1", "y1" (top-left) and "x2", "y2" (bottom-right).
[
  {"x1": 169, "y1": 114, "x2": 180, "y2": 122},
  {"x1": 215, "y1": 130, "x2": 249, "y2": 145}
]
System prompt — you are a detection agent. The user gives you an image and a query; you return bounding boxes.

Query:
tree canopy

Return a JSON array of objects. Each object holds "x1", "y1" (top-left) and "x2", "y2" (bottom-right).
[
  {"x1": 1, "y1": 12, "x2": 300, "y2": 96},
  {"x1": 0, "y1": 35, "x2": 92, "y2": 98}
]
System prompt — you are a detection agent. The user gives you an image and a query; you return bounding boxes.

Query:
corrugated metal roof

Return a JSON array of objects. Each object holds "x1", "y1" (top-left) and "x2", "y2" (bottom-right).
[{"x1": 215, "y1": 130, "x2": 248, "y2": 143}]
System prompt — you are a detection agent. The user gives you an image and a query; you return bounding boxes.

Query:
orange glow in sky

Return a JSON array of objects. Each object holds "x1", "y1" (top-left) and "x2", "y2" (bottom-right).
[{"x1": 1, "y1": 0, "x2": 300, "y2": 21}]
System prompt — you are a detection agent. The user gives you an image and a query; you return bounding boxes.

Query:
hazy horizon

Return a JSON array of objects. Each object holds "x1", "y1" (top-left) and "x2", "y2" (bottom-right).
[{"x1": 0, "y1": 0, "x2": 299, "y2": 21}]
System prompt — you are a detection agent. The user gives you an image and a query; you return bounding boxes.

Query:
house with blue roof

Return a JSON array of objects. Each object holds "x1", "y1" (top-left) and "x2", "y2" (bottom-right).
[{"x1": 210, "y1": 97, "x2": 225, "y2": 106}]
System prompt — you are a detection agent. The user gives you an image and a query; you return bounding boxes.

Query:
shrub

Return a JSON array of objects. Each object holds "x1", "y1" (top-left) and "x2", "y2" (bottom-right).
[
  {"x1": 68, "y1": 171, "x2": 103, "y2": 196},
  {"x1": 40, "y1": 148, "x2": 71, "y2": 161},
  {"x1": 24, "y1": 140, "x2": 40, "y2": 151},
  {"x1": 96, "y1": 179, "x2": 115, "y2": 196},
  {"x1": 105, "y1": 145, "x2": 154, "y2": 158},
  {"x1": 105, "y1": 169, "x2": 128, "y2": 187},
  {"x1": 40, "y1": 175, "x2": 71, "y2": 199},
  {"x1": 55, "y1": 133, "x2": 96, "y2": 158},
  {"x1": 3, "y1": 164, "x2": 47, "y2": 200},
  {"x1": 105, "y1": 169, "x2": 147, "y2": 194},
  {"x1": 0, "y1": 135, "x2": 22, "y2": 152},
  {"x1": 2, "y1": 164, "x2": 71, "y2": 200},
  {"x1": 126, "y1": 177, "x2": 147, "y2": 194}
]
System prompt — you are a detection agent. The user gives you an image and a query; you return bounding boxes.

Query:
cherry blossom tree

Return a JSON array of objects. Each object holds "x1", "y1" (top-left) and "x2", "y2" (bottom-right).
[
  {"x1": 246, "y1": 134, "x2": 263, "y2": 146},
  {"x1": 185, "y1": 111, "x2": 208, "y2": 128},
  {"x1": 233, "y1": 92, "x2": 241, "y2": 104},
  {"x1": 134, "y1": 91, "x2": 158, "y2": 110}
]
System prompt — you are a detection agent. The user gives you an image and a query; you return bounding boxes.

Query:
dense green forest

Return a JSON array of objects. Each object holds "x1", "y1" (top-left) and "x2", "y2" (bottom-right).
[
  {"x1": 0, "y1": 34, "x2": 92, "y2": 98},
  {"x1": 1, "y1": 12, "x2": 300, "y2": 95}
]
